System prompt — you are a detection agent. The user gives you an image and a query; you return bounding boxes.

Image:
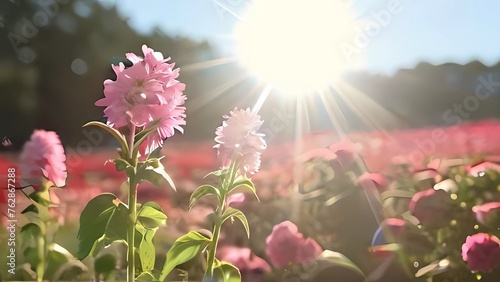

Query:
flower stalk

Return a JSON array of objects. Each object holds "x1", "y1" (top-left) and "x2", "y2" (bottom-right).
[
  {"x1": 126, "y1": 124, "x2": 138, "y2": 282},
  {"x1": 203, "y1": 160, "x2": 238, "y2": 281}
]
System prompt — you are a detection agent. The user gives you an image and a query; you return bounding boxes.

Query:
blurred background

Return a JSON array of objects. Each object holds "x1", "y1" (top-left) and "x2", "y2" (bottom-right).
[{"x1": 1, "y1": 0, "x2": 500, "y2": 150}]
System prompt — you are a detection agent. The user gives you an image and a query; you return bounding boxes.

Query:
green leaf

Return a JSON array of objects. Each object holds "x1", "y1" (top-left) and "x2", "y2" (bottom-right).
[
  {"x1": 83, "y1": 121, "x2": 129, "y2": 158},
  {"x1": 21, "y1": 222, "x2": 42, "y2": 237},
  {"x1": 89, "y1": 236, "x2": 105, "y2": 258},
  {"x1": 20, "y1": 223, "x2": 42, "y2": 267},
  {"x1": 214, "y1": 261, "x2": 241, "y2": 282},
  {"x1": 137, "y1": 202, "x2": 167, "y2": 228},
  {"x1": 103, "y1": 201, "x2": 129, "y2": 246},
  {"x1": 132, "y1": 119, "x2": 162, "y2": 158},
  {"x1": 415, "y1": 258, "x2": 451, "y2": 278},
  {"x1": 112, "y1": 158, "x2": 132, "y2": 172},
  {"x1": 22, "y1": 204, "x2": 38, "y2": 214},
  {"x1": 380, "y1": 190, "x2": 415, "y2": 201},
  {"x1": 204, "y1": 168, "x2": 229, "y2": 179},
  {"x1": 159, "y1": 231, "x2": 211, "y2": 279},
  {"x1": 94, "y1": 253, "x2": 117, "y2": 278},
  {"x1": 136, "y1": 271, "x2": 155, "y2": 281},
  {"x1": 221, "y1": 207, "x2": 250, "y2": 238},
  {"x1": 317, "y1": 250, "x2": 366, "y2": 278},
  {"x1": 139, "y1": 229, "x2": 156, "y2": 272},
  {"x1": 137, "y1": 159, "x2": 176, "y2": 190},
  {"x1": 29, "y1": 188, "x2": 53, "y2": 207},
  {"x1": 228, "y1": 178, "x2": 259, "y2": 201},
  {"x1": 189, "y1": 184, "x2": 220, "y2": 210},
  {"x1": 45, "y1": 243, "x2": 74, "y2": 280},
  {"x1": 77, "y1": 193, "x2": 127, "y2": 260}
]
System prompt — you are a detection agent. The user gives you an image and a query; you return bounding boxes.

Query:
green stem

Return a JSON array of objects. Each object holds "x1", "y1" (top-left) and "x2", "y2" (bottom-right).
[
  {"x1": 127, "y1": 177, "x2": 138, "y2": 282},
  {"x1": 37, "y1": 233, "x2": 45, "y2": 282},
  {"x1": 127, "y1": 124, "x2": 138, "y2": 282},
  {"x1": 203, "y1": 215, "x2": 222, "y2": 282},
  {"x1": 203, "y1": 160, "x2": 238, "y2": 282}
]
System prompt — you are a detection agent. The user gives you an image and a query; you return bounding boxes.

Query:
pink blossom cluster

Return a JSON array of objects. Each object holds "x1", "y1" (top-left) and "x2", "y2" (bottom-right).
[
  {"x1": 20, "y1": 130, "x2": 67, "y2": 188},
  {"x1": 214, "y1": 108, "x2": 266, "y2": 176},
  {"x1": 265, "y1": 221, "x2": 322, "y2": 268},
  {"x1": 95, "y1": 45, "x2": 186, "y2": 155}
]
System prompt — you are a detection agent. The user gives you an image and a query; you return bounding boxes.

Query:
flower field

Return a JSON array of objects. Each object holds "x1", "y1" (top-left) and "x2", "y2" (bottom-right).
[{"x1": 3, "y1": 119, "x2": 500, "y2": 281}]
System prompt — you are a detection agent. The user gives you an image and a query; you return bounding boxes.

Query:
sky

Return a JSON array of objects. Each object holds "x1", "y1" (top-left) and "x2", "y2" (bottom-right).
[{"x1": 107, "y1": 0, "x2": 500, "y2": 75}]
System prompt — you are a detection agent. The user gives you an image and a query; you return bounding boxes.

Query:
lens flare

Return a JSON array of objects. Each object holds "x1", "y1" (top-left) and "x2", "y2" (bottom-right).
[{"x1": 234, "y1": 0, "x2": 357, "y2": 96}]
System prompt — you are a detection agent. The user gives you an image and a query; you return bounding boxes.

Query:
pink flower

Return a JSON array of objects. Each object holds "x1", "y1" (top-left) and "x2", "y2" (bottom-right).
[
  {"x1": 409, "y1": 189, "x2": 454, "y2": 228},
  {"x1": 302, "y1": 141, "x2": 361, "y2": 170},
  {"x1": 472, "y1": 202, "x2": 500, "y2": 226},
  {"x1": 468, "y1": 161, "x2": 500, "y2": 177},
  {"x1": 380, "y1": 218, "x2": 407, "y2": 243},
  {"x1": 214, "y1": 108, "x2": 266, "y2": 176},
  {"x1": 328, "y1": 141, "x2": 359, "y2": 169},
  {"x1": 138, "y1": 99, "x2": 186, "y2": 155},
  {"x1": 218, "y1": 246, "x2": 271, "y2": 272},
  {"x1": 461, "y1": 233, "x2": 500, "y2": 272},
  {"x1": 266, "y1": 221, "x2": 322, "y2": 268},
  {"x1": 357, "y1": 173, "x2": 388, "y2": 193},
  {"x1": 95, "y1": 45, "x2": 186, "y2": 155},
  {"x1": 20, "y1": 130, "x2": 67, "y2": 187},
  {"x1": 227, "y1": 193, "x2": 245, "y2": 206}
]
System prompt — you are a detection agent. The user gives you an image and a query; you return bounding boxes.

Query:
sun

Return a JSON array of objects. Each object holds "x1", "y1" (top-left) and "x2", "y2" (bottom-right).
[{"x1": 234, "y1": 0, "x2": 357, "y2": 96}]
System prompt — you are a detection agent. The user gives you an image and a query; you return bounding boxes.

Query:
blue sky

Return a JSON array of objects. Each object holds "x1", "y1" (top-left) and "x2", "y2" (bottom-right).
[{"x1": 110, "y1": 0, "x2": 500, "y2": 74}]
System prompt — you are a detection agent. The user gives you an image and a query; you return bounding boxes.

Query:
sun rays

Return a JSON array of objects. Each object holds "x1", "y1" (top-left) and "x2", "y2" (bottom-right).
[{"x1": 180, "y1": 0, "x2": 411, "y2": 226}]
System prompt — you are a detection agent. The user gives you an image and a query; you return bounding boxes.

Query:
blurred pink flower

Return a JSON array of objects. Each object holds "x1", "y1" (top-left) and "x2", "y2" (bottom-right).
[
  {"x1": 20, "y1": 130, "x2": 67, "y2": 187},
  {"x1": 328, "y1": 141, "x2": 360, "y2": 169},
  {"x1": 214, "y1": 108, "x2": 266, "y2": 176},
  {"x1": 266, "y1": 221, "x2": 322, "y2": 268},
  {"x1": 302, "y1": 140, "x2": 361, "y2": 171},
  {"x1": 468, "y1": 161, "x2": 500, "y2": 177},
  {"x1": 95, "y1": 45, "x2": 186, "y2": 155},
  {"x1": 357, "y1": 173, "x2": 388, "y2": 193},
  {"x1": 409, "y1": 189, "x2": 454, "y2": 228},
  {"x1": 426, "y1": 158, "x2": 464, "y2": 175},
  {"x1": 218, "y1": 246, "x2": 271, "y2": 272},
  {"x1": 380, "y1": 218, "x2": 407, "y2": 243},
  {"x1": 462, "y1": 233, "x2": 500, "y2": 272},
  {"x1": 472, "y1": 202, "x2": 500, "y2": 226}
]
